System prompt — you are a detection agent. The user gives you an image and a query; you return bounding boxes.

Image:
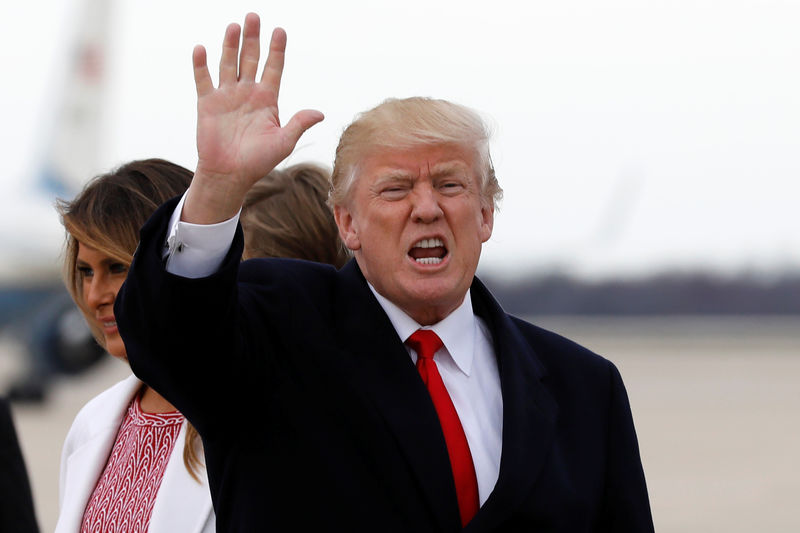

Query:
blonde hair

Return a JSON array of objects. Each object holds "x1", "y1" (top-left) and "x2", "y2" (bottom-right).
[
  {"x1": 241, "y1": 163, "x2": 349, "y2": 267},
  {"x1": 330, "y1": 97, "x2": 503, "y2": 209},
  {"x1": 57, "y1": 159, "x2": 206, "y2": 481}
]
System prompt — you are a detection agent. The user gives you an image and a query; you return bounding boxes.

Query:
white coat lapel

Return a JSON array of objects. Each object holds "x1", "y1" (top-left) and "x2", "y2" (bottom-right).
[
  {"x1": 55, "y1": 375, "x2": 141, "y2": 533},
  {"x1": 148, "y1": 421, "x2": 215, "y2": 533}
]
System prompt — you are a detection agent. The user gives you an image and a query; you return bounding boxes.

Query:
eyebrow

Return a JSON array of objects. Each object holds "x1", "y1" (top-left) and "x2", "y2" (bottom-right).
[
  {"x1": 376, "y1": 171, "x2": 412, "y2": 180},
  {"x1": 75, "y1": 257, "x2": 118, "y2": 268},
  {"x1": 372, "y1": 172, "x2": 414, "y2": 187},
  {"x1": 373, "y1": 160, "x2": 472, "y2": 183},
  {"x1": 430, "y1": 161, "x2": 470, "y2": 177}
]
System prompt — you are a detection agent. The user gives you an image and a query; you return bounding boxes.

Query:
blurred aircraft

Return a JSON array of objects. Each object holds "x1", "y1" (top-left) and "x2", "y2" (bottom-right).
[{"x1": 0, "y1": 0, "x2": 111, "y2": 400}]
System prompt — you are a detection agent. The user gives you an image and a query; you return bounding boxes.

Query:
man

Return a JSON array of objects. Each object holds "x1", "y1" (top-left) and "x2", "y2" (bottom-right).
[{"x1": 117, "y1": 13, "x2": 654, "y2": 532}]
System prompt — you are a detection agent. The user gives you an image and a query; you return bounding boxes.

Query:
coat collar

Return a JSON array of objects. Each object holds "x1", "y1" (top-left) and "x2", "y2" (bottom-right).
[
  {"x1": 55, "y1": 375, "x2": 215, "y2": 533},
  {"x1": 334, "y1": 261, "x2": 557, "y2": 532},
  {"x1": 56, "y1": 375, "x2": 141, "y2": 533},
  {"x1": 464, "y1": 278, "x2": 558, "y2": 532},
  {"x1": 335, "y1": 260, "x2": 462, "y2": 531},
  {"x1": 149, "y1": 424, "x2": 215, "y2": 533}
]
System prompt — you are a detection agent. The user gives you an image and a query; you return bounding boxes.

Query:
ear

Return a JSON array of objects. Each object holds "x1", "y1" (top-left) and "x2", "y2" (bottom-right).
[
  {"x1": 479, "y1": 203, "x2": 494, "y2": 243},
  {"x1": 334, "y1": 204, "x2": 362, "y2": 251}
]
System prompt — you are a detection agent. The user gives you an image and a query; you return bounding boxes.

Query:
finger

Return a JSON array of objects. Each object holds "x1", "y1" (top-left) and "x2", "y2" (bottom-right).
[
  {"x1": 283, "y1": 109, "x2": 325, "y2": 146},
  {"x1": 219, "y1": 23, "x2": 241, "y2": 86},
  {"x1": 192, "y1": 45, "x2": 213, "y2": 97},
  {"x1": 260, "y1": 27, "x2": 287, "y2": 99},
  {"x1": 238, "y1": 13, "x2": 261, "y2": 82}
]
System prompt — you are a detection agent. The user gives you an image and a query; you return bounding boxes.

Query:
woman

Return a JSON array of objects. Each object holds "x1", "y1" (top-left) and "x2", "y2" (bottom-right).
[
  {"x1": 56, "y1": 159, "x2": 346, "y2": 532},
  {"x1": 54, "y1": 159, "x2": 214, "y2": 533}
]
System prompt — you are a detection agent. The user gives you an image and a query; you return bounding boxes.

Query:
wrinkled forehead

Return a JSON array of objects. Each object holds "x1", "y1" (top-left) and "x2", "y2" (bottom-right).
[{"x1": 355, "y1": 142, "x2": 481, "y2": 182}]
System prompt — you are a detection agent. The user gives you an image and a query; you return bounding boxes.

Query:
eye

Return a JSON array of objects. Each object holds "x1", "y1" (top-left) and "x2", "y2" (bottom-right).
[
  {"x1": 438, "y1": 180, "x2": 465, "y2": 195},
  {"x1": 77, "y1": 266, "x2": 93, "y2": 279},
  {"x1": 379, "y1": 185, "x2": 410, "y2": 200},
  {"x1": 109, "y1": 263, "x2": 129, "y2": 275}
]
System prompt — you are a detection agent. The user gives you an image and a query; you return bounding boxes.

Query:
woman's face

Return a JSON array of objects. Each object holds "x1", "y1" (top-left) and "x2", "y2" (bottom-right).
[{"x1": 76, "y1": 242, "x2": 128, "y2": 360}]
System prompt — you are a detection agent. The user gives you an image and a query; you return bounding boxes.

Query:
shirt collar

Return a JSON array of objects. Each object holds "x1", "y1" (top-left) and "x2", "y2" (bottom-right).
[{"x1": 367, "y1": 283, "x2": 476, "y2": 377}]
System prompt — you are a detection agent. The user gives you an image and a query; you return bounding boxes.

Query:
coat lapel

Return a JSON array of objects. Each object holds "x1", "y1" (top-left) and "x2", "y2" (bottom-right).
[
  {"x1": 464, "y1": 279, "x2": 558, "y2": 532},
  {"x1": 331, "y1": 264, "x2": 558, "y2": 532},
  {"x1": 57, "y1": 375, "x2": 214, "y2": 533},
  {"x1": 55, "y1": 375, "x2": 141, "y2": 533},
  {"x1": 333, "y1": 260, "x2": 462, "y2": 532},
  {"x1": 148, "y1": 422, "x2": 214, "y2": 533}
]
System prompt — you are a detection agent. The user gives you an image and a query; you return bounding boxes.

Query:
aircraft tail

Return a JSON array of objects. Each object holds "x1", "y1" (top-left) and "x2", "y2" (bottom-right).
[{"x1": 36, "y1": 0, "x2": 111, "y2": 197}]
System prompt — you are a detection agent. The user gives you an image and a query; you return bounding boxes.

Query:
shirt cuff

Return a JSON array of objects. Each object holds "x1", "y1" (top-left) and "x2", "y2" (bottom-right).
[{"x1": 163, "y1": 192, "x2": 241, "y2": 279}]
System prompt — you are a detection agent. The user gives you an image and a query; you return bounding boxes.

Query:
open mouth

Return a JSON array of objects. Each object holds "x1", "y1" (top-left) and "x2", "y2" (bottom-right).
[{"x1": 409, "y1": 238, "x2": 448, "y2": 265}]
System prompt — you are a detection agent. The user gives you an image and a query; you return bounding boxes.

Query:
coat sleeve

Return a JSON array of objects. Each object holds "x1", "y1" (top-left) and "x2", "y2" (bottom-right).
[
  {"x1": 599, "y1": 363, "x2": 655, "y2": 532},
  {"x1": 115, "y1": 197, "x2": 261, "y2": 436}
]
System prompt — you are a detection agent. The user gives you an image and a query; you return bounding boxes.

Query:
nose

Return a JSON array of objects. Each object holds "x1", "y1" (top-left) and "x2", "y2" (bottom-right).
[
  {"x1": 410, "y1": 183, "x2": 443, "y2": 223},
  {"x1": 85, "y1": 275, "x2": 115, "y2": 311}
]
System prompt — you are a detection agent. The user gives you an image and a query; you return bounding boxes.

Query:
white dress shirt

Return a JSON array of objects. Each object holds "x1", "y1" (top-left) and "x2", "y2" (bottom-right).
[
  {"x1": 163, "y1": 195, "x2": 504, "y2": 503},
  {"x1": 369, "y1": 287, "x2": 503, "y2": 503}
]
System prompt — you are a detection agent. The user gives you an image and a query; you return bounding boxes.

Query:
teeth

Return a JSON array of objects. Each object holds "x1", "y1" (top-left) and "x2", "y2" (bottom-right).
[
  {"x1": 103, "y1": 321, "x2": 116, "y2": 327},
  {"x1": 415, "y1": 257, "x2": 443, "y2": 265},
  {"x1": 414, "y1": 238, "x2": 444, "y2": 249}
]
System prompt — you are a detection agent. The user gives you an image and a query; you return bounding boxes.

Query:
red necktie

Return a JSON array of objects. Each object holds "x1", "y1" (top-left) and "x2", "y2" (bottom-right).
[{"x1": 406, "y1": 329, "x2": 479, "y2": 526}]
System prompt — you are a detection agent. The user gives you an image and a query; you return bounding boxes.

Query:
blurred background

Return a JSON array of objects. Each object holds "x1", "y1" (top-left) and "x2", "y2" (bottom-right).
[{"x1": 0, "y1": 0, "x2": 798, "y2": 531}]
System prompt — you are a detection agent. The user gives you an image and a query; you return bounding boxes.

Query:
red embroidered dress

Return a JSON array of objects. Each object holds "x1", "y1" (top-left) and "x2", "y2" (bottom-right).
[{"x1": 80, "y1": 397, "x2": 184, "y2": 533}]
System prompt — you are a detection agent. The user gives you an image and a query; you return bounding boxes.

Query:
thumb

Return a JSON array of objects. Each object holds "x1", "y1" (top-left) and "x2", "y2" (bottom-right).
[{"x1": 283, "y1": 109, "x2": 325, "y2": 145}]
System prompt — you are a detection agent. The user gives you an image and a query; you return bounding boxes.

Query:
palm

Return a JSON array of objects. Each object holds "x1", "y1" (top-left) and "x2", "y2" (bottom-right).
[{"x1": 196, "y1": 82, "x2": 287, "y2": 186}]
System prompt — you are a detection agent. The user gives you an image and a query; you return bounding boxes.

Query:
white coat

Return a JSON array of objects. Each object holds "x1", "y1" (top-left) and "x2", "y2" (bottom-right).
[{"x1": 55, "y1": 374, "x2": 215, "y2": 533}]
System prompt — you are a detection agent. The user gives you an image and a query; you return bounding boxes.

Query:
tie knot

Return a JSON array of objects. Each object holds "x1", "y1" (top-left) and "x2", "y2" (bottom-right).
[{"x1": 406, "y1": 329, "x2": 443, "y2": 360}]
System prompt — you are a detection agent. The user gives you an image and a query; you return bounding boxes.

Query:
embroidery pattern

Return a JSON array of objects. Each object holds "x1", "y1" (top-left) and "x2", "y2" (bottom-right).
[{"x1": 80, "y1": 399, "x2": 183, "y2": 533}]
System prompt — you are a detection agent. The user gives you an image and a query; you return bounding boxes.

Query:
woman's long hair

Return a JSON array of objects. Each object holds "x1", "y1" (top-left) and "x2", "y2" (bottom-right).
[{"x1": 57, "y1": 158, "x2": 205, "y2": 480}]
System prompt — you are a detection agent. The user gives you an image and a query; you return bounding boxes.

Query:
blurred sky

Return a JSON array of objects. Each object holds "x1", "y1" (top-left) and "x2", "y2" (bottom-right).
[{"x1": 1, "y1": 0, "x2": 798, "y2": 280}]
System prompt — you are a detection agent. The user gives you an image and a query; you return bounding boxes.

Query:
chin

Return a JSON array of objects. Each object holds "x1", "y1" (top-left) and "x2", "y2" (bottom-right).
[
  {"x1": 104, "y1": 338, "x2": 128, "y2": 361},
  {"x1": 406, "y1": 277, "x2": 464, "y2": 302},
  {"x1": 398, "y1": 285, "x2": 465, "y2": 324}
]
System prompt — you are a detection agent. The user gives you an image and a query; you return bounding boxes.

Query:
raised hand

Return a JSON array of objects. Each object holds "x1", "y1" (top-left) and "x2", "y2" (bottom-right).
[{"x1": 184, "y1": 13, "x2": 324, "y2": 224}]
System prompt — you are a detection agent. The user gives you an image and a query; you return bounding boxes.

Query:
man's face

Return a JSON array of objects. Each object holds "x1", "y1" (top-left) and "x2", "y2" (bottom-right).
[{"x1": 334, "y1": 143, "x2": 494, "y2": 325}]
